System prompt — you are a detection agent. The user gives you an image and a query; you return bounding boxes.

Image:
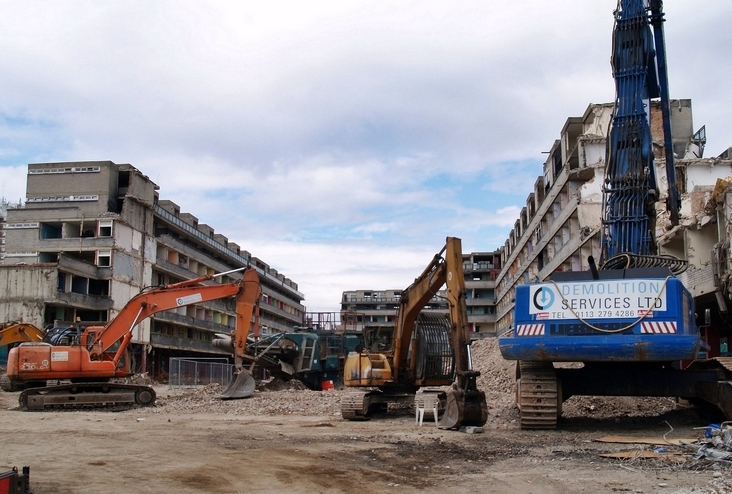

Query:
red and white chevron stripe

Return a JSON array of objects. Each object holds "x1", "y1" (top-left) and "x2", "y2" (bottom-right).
[
  {"x1": 641, "y1": 321, "x2": 677, "y2": 334},
  {"x1": 516, "y1": 324, "x2": 545, "y2": 336}
]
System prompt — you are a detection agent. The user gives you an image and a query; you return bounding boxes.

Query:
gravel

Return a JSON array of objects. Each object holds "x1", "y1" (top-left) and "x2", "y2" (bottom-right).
[{"x1": 146, "y1": 338, "x2": 681, "y2": 422}]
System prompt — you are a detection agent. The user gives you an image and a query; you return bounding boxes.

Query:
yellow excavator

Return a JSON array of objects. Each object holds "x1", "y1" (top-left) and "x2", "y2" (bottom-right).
[
  {"x1": 1, "y1": 322, "x2": 45, "y2": 391},
  {"x1": 0, "y1": 322, "x2": 44, "y2": 348},
  {"x1": 342, "y1": 237, "x2": 488, "y2": 429}
]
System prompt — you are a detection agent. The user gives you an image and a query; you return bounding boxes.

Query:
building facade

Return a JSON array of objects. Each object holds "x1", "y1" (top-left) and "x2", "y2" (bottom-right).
[
  {"x1": 0, "y1": 160, "x2": 305, "y2": 376},
  {"x1": 340, "y1": 250, "x2": 501, "y2": 338},
  {"x1": 0, "y1": 200, "x2": 6, "y2": 263}
]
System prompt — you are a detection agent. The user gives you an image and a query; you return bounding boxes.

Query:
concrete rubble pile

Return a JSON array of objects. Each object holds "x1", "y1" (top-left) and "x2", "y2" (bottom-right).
[
  {"x1": 148, "y1": 381, "x2": 345, "y2": 416},
  {"x1": 147, "y1": 337, "x2": 682, "y2": 422},
  {"x1": 470, "y1": 338, "x2": 516, "y2": 394},
  {"x1": 469, "y1": 338, "x2": 521, "y2": 425}
]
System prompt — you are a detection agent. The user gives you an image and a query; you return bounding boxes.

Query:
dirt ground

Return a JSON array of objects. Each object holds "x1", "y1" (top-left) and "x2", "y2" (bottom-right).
[{"x1": 1, "y1": 384, "x2": 730, "y2": 494}]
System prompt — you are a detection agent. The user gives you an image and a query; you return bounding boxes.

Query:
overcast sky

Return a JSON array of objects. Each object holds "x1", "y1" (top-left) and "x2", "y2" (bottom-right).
[{"x1": 1, "y1": 1, "x2": 731, "y2": 312}]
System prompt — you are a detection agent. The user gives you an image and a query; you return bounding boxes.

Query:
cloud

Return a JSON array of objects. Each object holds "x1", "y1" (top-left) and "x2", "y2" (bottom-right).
[
  {"x1": 1, "y1": 1, "x2": 731, "y2": 310},
  {"x1": 243, "y1": 238, "x2": 450, "y2": 311},
  {"x1": 0, "y1": 165, "x2": 28, "y2": 204}
]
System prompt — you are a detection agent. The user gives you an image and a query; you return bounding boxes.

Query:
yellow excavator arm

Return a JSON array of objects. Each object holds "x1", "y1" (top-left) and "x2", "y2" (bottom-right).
[
  {"x1": 0, "y1": 323, "x2": 44, "y2": 347},
  {"x1": 342, "y1": 237, "x2": 487, "y2": 428},
  {"x1": 392, "y1": 237, "x2": 471, "y2": 382}
]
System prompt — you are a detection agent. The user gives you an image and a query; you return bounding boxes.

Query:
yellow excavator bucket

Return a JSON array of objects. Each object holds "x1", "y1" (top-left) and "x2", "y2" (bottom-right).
[{"x1": 438, "y1": 372, "x2": 488, "y2": 430}]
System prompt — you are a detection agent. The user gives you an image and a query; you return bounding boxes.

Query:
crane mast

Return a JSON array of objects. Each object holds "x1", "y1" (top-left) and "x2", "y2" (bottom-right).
[{"x1": 602, "y1": 0, "x2": 679, "y2": 263}]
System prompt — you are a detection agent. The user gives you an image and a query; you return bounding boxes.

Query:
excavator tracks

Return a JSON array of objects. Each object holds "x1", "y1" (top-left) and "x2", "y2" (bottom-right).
[
  {"x1": 0, "y1": 373, "x2": 15, "y2": 392},
  {"x1": 341, "y1": 391, "x2": 369, "y2": 420},
  {"x1": 19, "y1": 383, "x2": 156, "y2": 411},
  {"x1": 517, "y1": 361, "x2": 561, "y2": 429}
]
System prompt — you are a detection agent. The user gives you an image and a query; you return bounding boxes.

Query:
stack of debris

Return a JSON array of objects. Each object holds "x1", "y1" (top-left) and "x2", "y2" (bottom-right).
[
  {"x1": 693, "y1": 422, "x2": 732, "y2": 463},
  {"x1": 143, "y1": 336, "x2": 707, "y2": 426},
  {"x1": 149, "y1": 383, "x2": 345, "y2": 416}
]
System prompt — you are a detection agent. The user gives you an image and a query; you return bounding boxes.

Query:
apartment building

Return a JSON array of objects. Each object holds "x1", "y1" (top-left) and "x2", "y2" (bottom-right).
[
  {"x1": 463, "y1": 251, "x2": 500, "y2": 336},
  {"x1": 495, "y1": 100, "x2": 731, "y2": 350},
  {"x1": 0, "y1": 160, "x2": 305, "y2": 377},
  {"x1": 340, "y1": 250, "x2": 501, "y2": 338},
  {"x1": 0, "y1": 199, "x2": 6, "y2": 262}
]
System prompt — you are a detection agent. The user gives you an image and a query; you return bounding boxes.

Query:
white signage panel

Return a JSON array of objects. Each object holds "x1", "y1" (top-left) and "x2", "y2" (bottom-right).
[{"x1": 528, "y1": 279, "x2": 667, "y2": 320}]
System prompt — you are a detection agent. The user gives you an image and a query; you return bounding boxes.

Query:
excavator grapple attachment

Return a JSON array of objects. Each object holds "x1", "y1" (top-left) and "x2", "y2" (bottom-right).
[
  {"x1": 438, "y1": 372, "x2": 488, "y2": 430},
  {"x1": 217, "y1": 369, "x2": 256, "y2": 400}
]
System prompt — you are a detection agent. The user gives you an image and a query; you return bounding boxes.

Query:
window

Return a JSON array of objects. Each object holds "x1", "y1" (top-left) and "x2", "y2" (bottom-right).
[
  {"x1": 71, "y1": 275, "x2": 88, "y2": 294},
  {"x1": 98, "y1": 220, "x2": 113, "y2": 237},
  {"x1": 57, "y1": 272, "x2": 66, "y2": 292},
  {"x1": 40, "y1": 223, "x2": 62, "y2": 239},
  {"x1": 97, "y1": 250, "x2": 112, "y2": 267},
  {"x1": 89, "y1": 279, "x2": 110, "y2": 296}
]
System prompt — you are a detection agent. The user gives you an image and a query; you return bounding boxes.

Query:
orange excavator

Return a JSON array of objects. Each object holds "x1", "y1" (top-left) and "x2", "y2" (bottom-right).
[
  {"x1": 4, "y1": 267, "x2": 261, "y2": 410},
  {"x1": 341, "y1": 237, "x2": 488, "y2": 429}
]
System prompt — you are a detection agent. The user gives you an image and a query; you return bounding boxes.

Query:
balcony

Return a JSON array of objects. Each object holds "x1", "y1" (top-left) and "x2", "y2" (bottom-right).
[
  {"x1": 259, "y1": 303, "x2": 305, "y2": 326},
  {"x1": 39, "y1": 237, "x2": 115, "y2": 251},
  {"x1": 465, "y1": 279, "x2": 496, "y2": 289},
  {"x1": 464, "y1": 262, "x2": 497, "y2": 273},
  {"x1": 468, "y1": 313, "x2": 497, "y2": 324},
  {"x1": 58, "y1": 254, "x2": 112, "y2": 279},
  {"x1": 56, "y1": 291, "x2": 115, "y2": 311},
  {"x1": 154, "y1": 257, "x2": 197, "y2": 281},
  {"x1": 154, "y1": 204, "x2": 303, "y2": 299},
  {"x1": 153, "y1": 310, "x2": 233, "y2": 332},
  {"x1": 150, "y1": 333, "x2": 227, "y2": 354}
]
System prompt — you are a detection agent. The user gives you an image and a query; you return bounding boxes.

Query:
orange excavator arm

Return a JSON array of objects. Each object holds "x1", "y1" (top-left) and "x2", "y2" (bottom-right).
[{"x1": 86, "y1": 267, "x2": 261, "y2": 368}]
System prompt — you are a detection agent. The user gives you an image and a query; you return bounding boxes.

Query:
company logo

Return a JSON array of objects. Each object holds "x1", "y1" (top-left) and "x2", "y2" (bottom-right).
[
  {"x1": 532, "y1": 286, "x2": 555, "y2": 310},
  {"x1": 176, "y1": 293, "x2": 203, "y2": 306}
]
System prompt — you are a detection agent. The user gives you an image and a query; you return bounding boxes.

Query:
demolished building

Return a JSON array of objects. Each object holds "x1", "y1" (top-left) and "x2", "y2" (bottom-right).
[
  {"x1": 496, "y1": 100, "x2": 730, "y2": 358},
  {"x1": 0, "y1": 161, "x2": 306, "y2": 374}
]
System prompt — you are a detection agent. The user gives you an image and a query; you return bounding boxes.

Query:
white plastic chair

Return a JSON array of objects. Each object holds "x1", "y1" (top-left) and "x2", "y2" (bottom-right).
[{"x1": 415, "y1": 394, "x2": 439, "y2": 426}]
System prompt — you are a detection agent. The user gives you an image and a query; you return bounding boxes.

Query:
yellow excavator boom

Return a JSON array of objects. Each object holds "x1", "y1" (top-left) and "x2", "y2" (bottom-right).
[
  {"x1": 342, "y1": 237, "x2": 487, "y2": 429},
  {"x1": 0, "y1": 322, "x2": 44, "y2": 347}
]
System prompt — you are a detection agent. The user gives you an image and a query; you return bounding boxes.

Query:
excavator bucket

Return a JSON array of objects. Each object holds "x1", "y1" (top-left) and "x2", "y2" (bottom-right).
[
  {"x1": 438, "y1": 378, "x2": 488, "y2": 430},
  {"x1": 216, "y1": 369, "x2": 256, "y2": 400}
]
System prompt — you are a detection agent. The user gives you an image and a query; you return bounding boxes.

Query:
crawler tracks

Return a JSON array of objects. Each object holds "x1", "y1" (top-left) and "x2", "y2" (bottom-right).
[
  {"x1": 517, "y1": 361, "x2": 561, "y2": 429},
  {"x1": 0, "y1": 373, "x2": 15, "y2": 392},
  {"x1": 340, "y1": 391, "x2": 368, "y2": 420},
  {"x1": 19, "y1": 383, "x2": 156, "y2": 411}
]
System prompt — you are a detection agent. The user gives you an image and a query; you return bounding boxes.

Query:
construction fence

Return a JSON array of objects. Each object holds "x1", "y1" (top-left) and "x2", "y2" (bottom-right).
[{"x1": 167, "y1": 357, "x2": 231, "y2": 388}]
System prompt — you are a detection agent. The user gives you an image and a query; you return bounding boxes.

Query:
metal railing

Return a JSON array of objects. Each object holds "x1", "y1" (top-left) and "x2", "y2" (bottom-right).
[
  {"x1": 154, "y1": 204, "x2": 304, "y2": 298},
  {"x1": 167, "y1": 357, "x2": 231, "y2": 388}
]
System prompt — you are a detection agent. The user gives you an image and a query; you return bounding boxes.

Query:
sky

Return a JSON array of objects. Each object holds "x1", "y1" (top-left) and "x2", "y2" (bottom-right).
[{"x1": 1, "y1": 1, "x2": 731, "y2": 312}]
